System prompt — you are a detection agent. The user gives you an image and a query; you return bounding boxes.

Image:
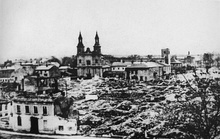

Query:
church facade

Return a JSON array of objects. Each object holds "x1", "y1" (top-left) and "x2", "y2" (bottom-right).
[{"x1": 76, "y1": 32, "x2": 103, "y2": 78}]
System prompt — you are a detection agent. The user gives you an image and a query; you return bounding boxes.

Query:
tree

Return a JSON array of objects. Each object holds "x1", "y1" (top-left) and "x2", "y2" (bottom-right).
[
  {"x1": 147, "y1": 55, "x2": 153, "y2": 59},
  {"x1": 47, "y1": 56, "x2": 61, "y2": 65},
  {"x1": 127, "y1": 55, "x2": 141, "y2": 61},
  {"x1": 203, "y1": 53, "x2": 214, "y2": 73}
]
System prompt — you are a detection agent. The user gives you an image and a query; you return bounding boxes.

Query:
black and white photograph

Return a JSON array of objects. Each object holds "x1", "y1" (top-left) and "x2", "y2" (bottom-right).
[{"x1": 0, "y1": 0, "x2": 220, "y2": 138}]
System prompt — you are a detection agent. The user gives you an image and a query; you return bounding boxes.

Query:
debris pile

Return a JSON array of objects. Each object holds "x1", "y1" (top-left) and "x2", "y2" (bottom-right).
[{"x1": 71, "y1": 68, "x2": 220, "y2": 139}]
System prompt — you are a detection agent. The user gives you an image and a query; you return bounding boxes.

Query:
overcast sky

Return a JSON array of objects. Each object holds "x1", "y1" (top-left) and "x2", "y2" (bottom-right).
[{"x1": 0, "y1": 0, "x2": 220, "y2": 63}]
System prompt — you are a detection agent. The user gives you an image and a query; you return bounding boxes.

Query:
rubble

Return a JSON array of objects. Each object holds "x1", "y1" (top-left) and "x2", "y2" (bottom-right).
[{"x1": 70, "y1": 68, "x2": 220, "y2": 138}]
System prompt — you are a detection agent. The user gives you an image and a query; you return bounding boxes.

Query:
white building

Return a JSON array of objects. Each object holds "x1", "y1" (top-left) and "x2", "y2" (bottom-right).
[
  {"x1": 0, "y1": 100, "x2": 11, "y2": 129},
  {"x1": 111, "y1": 62, "x2": 132, "y2": 72},
  {"x1": 126, "y1": 62, "x2": 164, "y2": 81},
  {"x1": 10, "y1": 95, "x2": 77, "y2": 135}
]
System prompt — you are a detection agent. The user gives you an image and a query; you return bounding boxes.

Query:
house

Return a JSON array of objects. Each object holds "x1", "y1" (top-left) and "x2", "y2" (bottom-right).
[
  {"x1": 0, "y1": 68, "x2": 15, "y2": 83},
  {"x1": 111, "y1": 62, "x2": 132, "y2": 72},
  {"x1": 9, "y1": 95, "x2": 77, "y2": 135},
  {"x1": 59, "y1": 66, "x2": 77, "y2": 77},
  {"x1": 106, "y1": 61, "x2": 132, "y2": 78},
  {"x1": 158, "y1": 62, "x2": 172, "y2": 76},
  {"x1": 76, "y1": 32, "x2": 106, "y2": 78},
  {"x1": 0, "y1": 99, "x2": 11, "y2": 129},
  {"x1": 35, "y1": 65, "x2": 60, "y2": 78},
  {"x1": 171, "y1": 57, "x2": 182, "y2": 68},
  {"x1": 125, "y1": 62, "x2": 164, "y2": 81}
]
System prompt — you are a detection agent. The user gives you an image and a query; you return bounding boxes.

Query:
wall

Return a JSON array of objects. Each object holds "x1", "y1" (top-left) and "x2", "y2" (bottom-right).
[
  {"x1": 112, "y1": 66, "x2": 126, "y2": 72},
  {"x1": 128, "y1": 67, "x2": 162, "y2": 81},
  {"x1": 10, "y1": 101, "x2": 54, "y2": 133}
]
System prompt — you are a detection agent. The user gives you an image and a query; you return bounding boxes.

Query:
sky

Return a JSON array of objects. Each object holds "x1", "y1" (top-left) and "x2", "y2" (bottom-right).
[{"x1": 0, "y1": 0, "x2": 220, "y2": 63}]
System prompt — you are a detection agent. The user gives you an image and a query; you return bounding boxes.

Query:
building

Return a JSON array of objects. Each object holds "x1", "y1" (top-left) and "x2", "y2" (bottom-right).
[
  {"x1": 161, "y1": 48, "x2": 171, "y2": 65},
  {"x1": 111, "y1": 62, "x2": 132, "y2": 72},
  {"x1": 33, "y1": 65, "x2": 60, "y2": 93},
  {"x1": 171, "y1": 57, "x2": 182, "y2": 69},
  {"x1": 0, "y1": 99, "x2": 11, "y2": 129},
  {"x1": 35, "y1": 65, "x2": 60, "y2": 78},
  {"x1": 106, "y1": 61, "x2": 132, "y2": 78},
  {"x1": 59, "y1": 66, "x2": 76, "y2": 77},
  {"x1": 0, "y1": 68, "x2": 15, "y2": 83},
  {"x1": 158, "y1": 62, "x2": 171, "y2": 76},
  {"x1": 125, "y1": 62, "x2": 164, "y2": 81},
  {"x1": 10, "y1": 95, "x2": 77, "y2": 135},
  {"x1": 76, "y1": 32, "x2": 104, "y2": 78}
]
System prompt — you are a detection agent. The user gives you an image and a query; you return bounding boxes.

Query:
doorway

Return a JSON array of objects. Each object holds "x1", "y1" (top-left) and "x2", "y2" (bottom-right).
[{"x1": 30, "y1": 117, "x2": 39, "y2": 133}]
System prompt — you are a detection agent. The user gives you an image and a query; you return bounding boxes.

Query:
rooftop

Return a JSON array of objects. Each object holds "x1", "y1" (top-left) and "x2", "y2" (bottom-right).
[
  {"x1": 13, "y1": 94, "x2": 54, "y2": 103},
  {"x1": 127, "y1": 62, "x2": 163, "y2": 69},
  {"x1": 35, "y1": 65, "x2": 54, "y2": 71},
  {"x1": 112, "y1": 62, "x2": 132, "y2": 67}
]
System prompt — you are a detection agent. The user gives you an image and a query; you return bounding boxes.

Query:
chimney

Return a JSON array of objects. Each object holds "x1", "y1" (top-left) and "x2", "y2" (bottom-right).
[{"x1": 188, "y1": 51, "x2": 190, "y2": 55}]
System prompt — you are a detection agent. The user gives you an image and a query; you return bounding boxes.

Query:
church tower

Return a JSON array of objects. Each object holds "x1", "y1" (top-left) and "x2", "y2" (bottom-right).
[
  {"x1": 93, "y1": 32, "x2": 101, "y2": 55},
  {"x1": 77, "y1": 32, "x2": 85, "y2": 54}
]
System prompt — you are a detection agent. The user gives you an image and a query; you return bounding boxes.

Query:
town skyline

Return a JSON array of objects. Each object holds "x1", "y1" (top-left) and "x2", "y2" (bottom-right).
[{"x1": 1, "y1": 0, "x2": 220, "y2": 63}]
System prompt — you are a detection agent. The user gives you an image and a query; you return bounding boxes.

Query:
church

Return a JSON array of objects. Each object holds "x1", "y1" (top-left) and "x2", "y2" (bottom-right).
[{"x1": 76, "y1": 32, "x2": 104, "y2": 78}]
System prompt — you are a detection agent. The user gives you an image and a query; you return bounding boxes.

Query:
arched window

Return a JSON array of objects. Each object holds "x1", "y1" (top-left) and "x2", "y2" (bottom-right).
[{"x1": 17, "y1": 116, "x2": 22, "y2": 126}]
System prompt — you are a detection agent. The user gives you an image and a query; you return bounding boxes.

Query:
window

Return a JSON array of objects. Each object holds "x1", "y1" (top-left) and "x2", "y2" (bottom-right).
[
  {"x1": 59, "y1": 126, "x2": 64, "y2": 131},
  {"x1": 43, "y1": 120, "x2": 47, "y2": 129},
  {"x1": 25, "y1": 106, "x2": 29, "y2": 113},
  {"x1": 17, "y1": 105, "x2": 21, "y2": 113},
  {"x1": 79, "y1": 59, "x2": 81, "y2": 64},
  {"x1": 34, "y1": 106, "x2": 38, "y2": 114},
  {"x1": 140, "y1": 76, "x2": 143, "y2": 81},
  {"x1": 17, "y1": 116, "x2": 22, "y2": 126},
  {"x1": 5, "y1": 113, "x2": 8, "y2": 116},
  {"x1": 69, "y1": 127, "x2": 73, "y2": 131},
  {"x1": 5, "y1": 104, "x2": 7, "y2": 110},
  {"x1": 0, "y1": 104, "x2": 2, "y2": 111},
  {"x1": 86, "y1": 60, "x2": 91, "y2": 65},
  {"x1": 43, "y1": 106, "x2": 47, "y2": 115},
  {"x1": 118, "y1": 68, "x2": 120, "y2": 70},
  {"x1": 135, "y1": 70, "x2": 138, "y2": 74},
  {"x1": 95, "y1": 59, "x2": 98, "y2": 64}
]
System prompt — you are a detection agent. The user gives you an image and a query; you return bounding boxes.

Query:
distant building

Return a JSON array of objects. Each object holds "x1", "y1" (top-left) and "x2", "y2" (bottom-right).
[
  {"x1": 0, "y1": 68, "x2": 15, "y2": 83},
  {"x1": 183, "y1": 51, "x2": 195, "y2": 66},
  {"x1": 125, "y1": 62, "x2": 164, "y2": 81},
  {"x1": 171, "y1": 56, "x2": 182, "y2": 68},
  {"x1": 59, "y1": 66, "x2": 75, "y2": 77},
  {"x1": 111, "y1": 61, "x2": 132, "y2": 72},
  {"x1": 105, "y1": 61, "x2": 132, "y2": 78},
  {"x1": 10, "y1": 95, "x2": 77, "y2": 135},
  {"x1": 76, "y1": 32, "x2": 105, "y2": 78},
  {"x1": 35, "y1": 65, "x2": 60, "y2": 78},
  {"x1": 161, "y1": 48, "x2": 171, "y2": 65}
]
